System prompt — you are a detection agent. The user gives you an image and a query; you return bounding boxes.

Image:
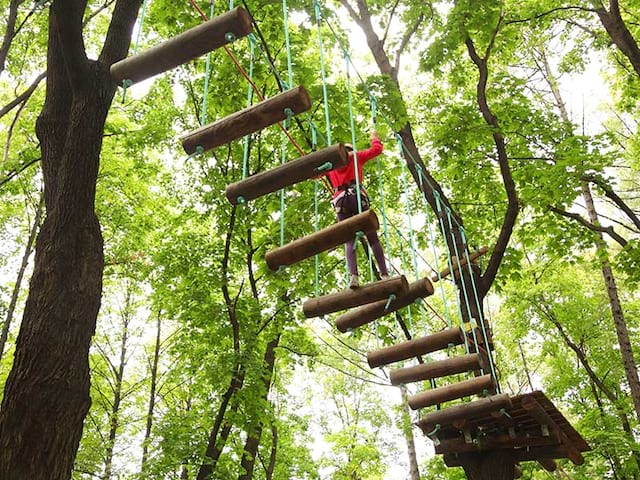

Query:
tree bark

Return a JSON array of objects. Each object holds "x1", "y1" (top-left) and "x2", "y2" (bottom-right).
[
  {"x1": 458, "y1": 450, "x2": 516, "y2": 480},
  {"x1": 593, "y1": 1, "x2": 640, "y2": 78},
  {"x1": 141, "y1": 312, "x2": 162, "y2": 472},
  {"x1": 0, "y1": 2, "x2": 142, "y2": 478},
  {"x1": 238, "y1": 334, "x2": 281, "y2": 480},
  {"x1": 581, "y1": 182, "x2": 640, "y2": 421},
  {"x1": 0, "y1": 193, "x2": 43, "y2": 363},
  {"x1": 399, "y1": 385, "x2": 421, "y2": 480}
]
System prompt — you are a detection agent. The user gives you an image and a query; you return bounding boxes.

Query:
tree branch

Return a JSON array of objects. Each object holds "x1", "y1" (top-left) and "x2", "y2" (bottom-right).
[
  {"x1": 0, "y1": 71, "x2": 47, "y2": 119},
  {"x1": 549, "y1": 205, "x2": 628, "y2": 247},
  {"x1": 393, "y1": 12, "x2": 425, "y2": 75},
  {"x1": 99, "y1": 0, "x2": 144, "y2": 69},
  {"x1": 464, "y1": 37, "x2": 520, "y2": 295},
  {"x1": 583, "y1": 174, "x2": 640, "y2": 231}
]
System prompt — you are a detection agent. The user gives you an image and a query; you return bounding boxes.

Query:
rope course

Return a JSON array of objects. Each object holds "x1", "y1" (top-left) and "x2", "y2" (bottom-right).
[{"x1": 111, "y1": 0, "x2": 590, "y2": 474}]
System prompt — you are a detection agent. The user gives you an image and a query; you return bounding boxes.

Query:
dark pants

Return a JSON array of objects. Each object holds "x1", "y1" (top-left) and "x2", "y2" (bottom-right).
[{"x1": 334, "y1": 191, "x2": 388, "y2": 276}]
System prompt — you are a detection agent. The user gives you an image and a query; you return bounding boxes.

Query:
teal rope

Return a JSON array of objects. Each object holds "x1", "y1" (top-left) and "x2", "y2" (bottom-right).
[
  {"x1": 434, "y1": 192, "x2": 469, "y2": 354},
  {"x1": 414, "y1": 161, "x2": 453, "y2": 329},
  {"x1": 200, "y1": 1, "x2": 215, "y2": 125},
  {"x1": 444, "y1": 206, "x2": 483, "y2": 366},
  {"x1": 312, "y1": 123, "x2": 320, "y2": 296},
  {"x1": 344, "y1": 50, "x2": 362, "y2": 213},
  {"x1": 314, "y1": 0, "x2": 332, "y2": 144},
  {"x1": 460, "y1": 228, "x2": 499, "y2": 390},
  {"x1": 242, "y1": 35, "x2": 256, "y2": 179},
  {"x1": 397, "y1": 137, "x2": 425, "y2": 329},
  {"x1": 282, "y1": 0, "x2": 294, "y2": 89}
]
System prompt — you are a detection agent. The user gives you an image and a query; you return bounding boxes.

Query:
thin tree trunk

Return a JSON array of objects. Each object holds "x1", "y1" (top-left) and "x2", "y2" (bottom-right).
[
  {"x1": 540, "y1": 43, "x2": 640, "y2": 421},
  {"x1": 238, "y1": 334, "x2": 281, "y2": 480},
  {"x1": 399, "y1": 385, "x2": 420, "y2": 480},
  {"x1": 141, "y1": 311, "x2": 162, "y2": 472},
  {"x1": 102, "y1": 284, "x2": 133, "y2": 480},
  {"x1": 197, "y1": 206, "x2": 246, "y2": 480},
  {"x1": 0, "y1": 193, "x2": 43, "y2": 363},
  {"x1": 0, "y1": 3, "x2": 142, "y2": 478},
  {"x1": 581, "y1": 182, "x2": 640, "y2": 421},
  {"x1": 264, "y1": 423, "x2": 277, "y2": 480}
]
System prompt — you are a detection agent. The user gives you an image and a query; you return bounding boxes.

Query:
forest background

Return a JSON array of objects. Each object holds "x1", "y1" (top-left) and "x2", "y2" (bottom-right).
[{"x1": 0, "y1": 0, "x2": 639, "y2": 479}]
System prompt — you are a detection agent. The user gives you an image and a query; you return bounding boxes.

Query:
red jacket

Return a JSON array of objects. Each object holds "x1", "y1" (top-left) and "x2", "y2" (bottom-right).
[{"x1": 328, "y1": 138, "x2": 383, "y2": 198}]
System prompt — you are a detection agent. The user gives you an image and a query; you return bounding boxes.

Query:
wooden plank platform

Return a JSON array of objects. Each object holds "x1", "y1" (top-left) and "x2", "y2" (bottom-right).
[
  {"x1": 303, "y1": 275, "x2": 409, "y2": 318},
  {"x1": 420, "y1": 391, "x2": 590, "y2": 467},
  {"x1": 265, "y1": 209, "x2": 378, "y2": 271},
  {"x1": 225, "y1": 144, "x2": 349, "y2": 204},
  {"x1": 111, "y1": 7, "x2": 253, "y2": 85},
  {"x1": 335, "y1": 277, "x2": 433, "y2": 332},
  {"x1": 181, "y1": 85, "x2": 311, "y2": 154}
]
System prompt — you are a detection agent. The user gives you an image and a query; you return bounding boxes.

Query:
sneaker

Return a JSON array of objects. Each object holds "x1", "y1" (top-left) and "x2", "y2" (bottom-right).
[{"x1": 349, "y1": 274, "x2": 359, "y2": 289}]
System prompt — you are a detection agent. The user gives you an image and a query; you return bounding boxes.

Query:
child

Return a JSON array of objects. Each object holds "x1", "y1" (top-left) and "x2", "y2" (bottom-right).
[{"x1": 328, "y1": 131, "x2": 389, "y2": 288}]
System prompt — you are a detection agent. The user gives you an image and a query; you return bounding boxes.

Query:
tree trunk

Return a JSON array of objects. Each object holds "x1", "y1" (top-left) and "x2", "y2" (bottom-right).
[
  {"x1": 399, "y1": 385, "x2": 421, "y2": 480},
  {"x1": 265, "y1": 423, "x2": 277, "y2": 480},
  {"x1": 141, "y1": 312, "x2": 162, "y2": 472},
  {"x1": 459, "y1": 450, "x2": 516, "y2": 480},
  {"x1": 238, "y1": 334, "x2": 281, "y2": 480},
  {"x1": 581, "y1": 182, "x2": 640, "y2": 421},
  {"x1": 102, "y1": 283, "x2": 132, "y2": 480},
  {"x1": 0, "y1": 192, "x2": 43, "y2": 363},
  {"x1": 594, "y1": 2, "x2": 640, "y2": 78},
  {"x1": 0, "y1": 2, "x2": 141, "y2": 478}
]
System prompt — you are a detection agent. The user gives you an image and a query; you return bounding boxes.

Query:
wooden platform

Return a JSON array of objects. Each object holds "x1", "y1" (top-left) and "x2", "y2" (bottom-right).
[{"x1": 418, "y1": 391, "x2": 590, "y2": 467}]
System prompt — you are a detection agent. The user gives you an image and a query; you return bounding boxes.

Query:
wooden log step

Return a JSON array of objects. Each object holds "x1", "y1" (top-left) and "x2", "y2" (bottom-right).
[
  {"x1": 431, "y1": 246, "x2": 489, "y2": 282},
  {"x1": 265, "y1": 209, "x2": 378, "y2": 271},
  {"x1": 408, "y1": 374, "x2": 495, "y2": 410},
  {"x1": 335, "y1": 277, "x2": 434, "y2": 332},
  {"x1": 225, "y1": 144, "x2": 349, "y2": 205},
  {"x1": 417, "y1": 393, "x2": 511, "y2": 434},
  {"x1": 367, "y1": 326, "x2": 464, "y2": 369},
  {"x1": 390, "y1": 353, "x2": 484, "y2": 386},
  {"x1": 181, "y1": 85, "x2": 312, "y2": 154},
  {"x1": 303, "y1": 275, "x2": 409, "y2": 318},
  {"x1": 111, "y1": 7, "x2": 253, "y2": 85},
  {"x1": 521, "y1": 395, "x2": 584, "y2": 465}
]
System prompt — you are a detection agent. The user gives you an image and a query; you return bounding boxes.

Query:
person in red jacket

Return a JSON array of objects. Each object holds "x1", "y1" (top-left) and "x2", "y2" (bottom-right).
[{"x1": 328, "y1": 130, "x2": 389, "y2": 288}]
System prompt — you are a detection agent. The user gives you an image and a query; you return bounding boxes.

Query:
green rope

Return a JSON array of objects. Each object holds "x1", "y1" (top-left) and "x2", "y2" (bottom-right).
[
  {"x1": 434, "y1": 191, "x2": 469, "y2": 354},
  {"x1": 241, "y1": 34, "x2": 256, "y2": 179},
  {"x1": 314, "y1": 0, "x2": 332, "y2": 144},
  {"x1": 459, "y1": 227, "x2": 499, "y2": 390},
  {"x1": 312, "y1": 123, "x2": 320, "y2": 297},
  {"x1": 282, "y1": 0, "x2": 294, "y2": 89},
  {"x1": 413, "y1": 160, "x2": 453, "y2": 328},
  {"x1": 199, "y1": 0, "x2": 215, "y2": 125},
  {"x1": 344, "y1": 50, "x2": 363, "y2": 214},
  {"x1": 397, "y1": 137, "x2": 426, "y2": 330}
]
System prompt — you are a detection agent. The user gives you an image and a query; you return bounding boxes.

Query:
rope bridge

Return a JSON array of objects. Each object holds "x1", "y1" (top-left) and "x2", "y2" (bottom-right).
[{"x1": 110, "y1": 1, "x2": 590, "y2": 477}]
